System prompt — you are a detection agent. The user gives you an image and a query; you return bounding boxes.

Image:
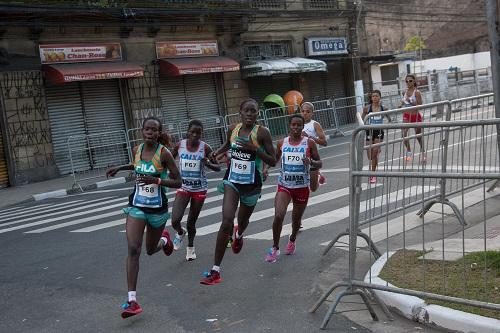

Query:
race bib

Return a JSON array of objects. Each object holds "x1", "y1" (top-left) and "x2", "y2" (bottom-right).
[
  {"x1": 283, "y1": 152, "x2": 304, "y2": 165},
  {"x1": 283, "y1": 152, "x2": 305, "y2": 173},
  {"x1": 181, "y1": 158, "x2": 201, "y2": 172},
  {"x1": 138, "y1": 184, "x2": 159, "y2": 198},
  {"x1": 370, "y1": 115, "x2": 383, "y2": 124},
  {"x1": 231, "y1": 159, "x2": 252, "y2": 174}
]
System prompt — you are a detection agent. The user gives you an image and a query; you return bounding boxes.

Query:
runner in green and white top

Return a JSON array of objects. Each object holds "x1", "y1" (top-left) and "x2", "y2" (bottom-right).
[
  {"x1": 200, "y1": 98, "x2": 276, "y2": 286},
  {"x1": 106, "y1": 116, "x2": 181, "y2": 319}
]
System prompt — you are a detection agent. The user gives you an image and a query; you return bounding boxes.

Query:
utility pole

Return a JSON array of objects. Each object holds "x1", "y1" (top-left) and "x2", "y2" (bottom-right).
[
  {"x1": 353, "y1": 0, "x2": 364, "y2": 112},
  {"x1": 485, "y1": 0, "x2": 500, "y2": 191},
  {"x1": 486, "y1": 0, "x2": 500, "y2": 119}
]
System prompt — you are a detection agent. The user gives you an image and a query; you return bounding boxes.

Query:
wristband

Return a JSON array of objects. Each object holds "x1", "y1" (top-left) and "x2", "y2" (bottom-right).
[{"x1": 157, "y1": 177, "x2": 162, "y2": 185}]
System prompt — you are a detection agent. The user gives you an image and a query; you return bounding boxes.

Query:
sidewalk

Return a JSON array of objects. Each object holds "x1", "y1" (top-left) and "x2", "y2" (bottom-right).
[{"x1": 0, "y1": 174, "x2": 131, "y2": 209}]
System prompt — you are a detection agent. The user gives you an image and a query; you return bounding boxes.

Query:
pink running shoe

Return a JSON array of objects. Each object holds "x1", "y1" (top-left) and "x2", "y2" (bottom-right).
[
  {"x1": 318, "y1": 173, "x2": 326, "y2": 185},
  {"x1": 265, "y1": 247, "x2": 280, "y2": 263},
  {"x1": 285, "y1": 239, "x2": 296, "y2": 255},
  {"x1": 420, "y1": 152, "x2": 427, "y2": 165},
  {"x1": 161, "y1": 229, "x2": 173, "y2": 256}
]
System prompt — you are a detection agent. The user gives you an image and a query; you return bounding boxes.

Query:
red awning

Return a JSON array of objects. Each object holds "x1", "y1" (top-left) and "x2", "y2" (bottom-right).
[
  {"x1": 42, "y1": 62, "x2": 144, "y2": 84},
  {"x1": 159, "y1": 56, "x2": 239, "y2": 76}
]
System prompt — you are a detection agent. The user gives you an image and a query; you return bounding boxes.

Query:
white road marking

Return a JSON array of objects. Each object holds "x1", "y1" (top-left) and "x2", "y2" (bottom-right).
[{"x1": 247, "y1": 185, "x2": 436, "y2": 240}]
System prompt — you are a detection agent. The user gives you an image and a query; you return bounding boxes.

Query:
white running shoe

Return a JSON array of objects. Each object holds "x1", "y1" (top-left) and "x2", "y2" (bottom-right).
[
  {"x1": 186, "y1": 246, "x2": 196, "y2": 261},
  {"x1": 173, "y1": 228, "x2": 186, "y2": 251}
]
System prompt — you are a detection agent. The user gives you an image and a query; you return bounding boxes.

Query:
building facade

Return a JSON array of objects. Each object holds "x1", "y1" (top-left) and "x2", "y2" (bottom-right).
[{"x1": 0, "y1": 1, "x2": 357, "y2": 187}]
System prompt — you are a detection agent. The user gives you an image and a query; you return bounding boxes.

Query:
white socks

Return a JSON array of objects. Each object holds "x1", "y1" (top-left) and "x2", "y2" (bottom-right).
[
  {"x1": 128, "y1": 291, "x2": 136, "y2": 302},
  {"x1": 212, "y1": 265, "x2": 220, "y2": 272}
]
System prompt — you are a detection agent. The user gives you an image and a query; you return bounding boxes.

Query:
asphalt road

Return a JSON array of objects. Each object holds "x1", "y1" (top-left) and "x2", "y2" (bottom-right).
[{"x1": 2, "y1": 111, "x2": 494, "y2": 333}]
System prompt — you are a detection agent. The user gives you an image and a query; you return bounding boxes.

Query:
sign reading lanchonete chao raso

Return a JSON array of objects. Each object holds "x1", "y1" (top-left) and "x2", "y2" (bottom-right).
[
  {"x1": 305, "y1": 37, "x2": 348, "y2": 56},
  {"x1": 39, "y1": 43, "x2": 122, "y2": 64}
]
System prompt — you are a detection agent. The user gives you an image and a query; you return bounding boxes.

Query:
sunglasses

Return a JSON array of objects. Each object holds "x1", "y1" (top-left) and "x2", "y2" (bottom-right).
[{"x1": 406, "y1": 79, "x2": 414, "y2": 83}]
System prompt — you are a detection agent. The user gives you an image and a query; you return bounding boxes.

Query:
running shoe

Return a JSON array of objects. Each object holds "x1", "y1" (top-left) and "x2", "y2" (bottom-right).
[
  {"x1": 226, "y1": 237, "x2": 233, "y2": 248},
  {"x1": 161, "y1": 229, "x2": 173, "y2": 256},
  {"x1": 369, "y1": 176, "x2": 377, "y2": 184},
  {"x1": 285, "y1": 239, "x2": 296, "y2": 255},
  {"x1": 404, "y1": 151, "x2": 413, "y2": 161},
  {"x1": 318, "y1": 173, "x2": 326, "y2": 185},
  {"x1": 420, "y1": 152, "x2": 427, "y2": 165},
  {"x1": 265, "y1": 247, "x2": 280, "y2": 263},
  {"x1": 231, "y1": 226, "x2": 244, "y2": 254},
  {"x1": 200, "y1": 270, "x2": 221, "y2": 285},
  {"x1": 173, "y1": 228, "x2": 186, "y2": 251},
  {"x1": 121, "y1": 301, "x2": 142, "y2": 318},
  {"x1": 186, "y1": 246, "x2": 196, "y2": 261}
]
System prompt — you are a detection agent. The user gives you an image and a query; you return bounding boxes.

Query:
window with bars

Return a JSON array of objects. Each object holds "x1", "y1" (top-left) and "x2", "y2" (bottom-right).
[
  {"x1": 243, "y1": 41, "x2": 292, "y2": 60},
  {"x1": 305, "y1": 0, "x2": 342, "y2": 9},
  {"x1": 251, "y1": 0, "x2": 287, "y2": 9}
]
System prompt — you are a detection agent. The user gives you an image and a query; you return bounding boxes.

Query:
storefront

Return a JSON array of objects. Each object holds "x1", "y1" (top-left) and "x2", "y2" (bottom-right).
[
  {"x1": 304, "y1": 37, "x2": 350, "y2": 100},
  {"x1": 240, "y1": 57, "x2": 327, "y2": 104},
  {"x1": 41, "y1": 43, "x2": 144, "y2": 174},
  {"x1": 155, "y1": 40, "x2": 239, "y2": 147},
  {"x1": 0, "y1": 128, "x2": 8, "y2": 188}
]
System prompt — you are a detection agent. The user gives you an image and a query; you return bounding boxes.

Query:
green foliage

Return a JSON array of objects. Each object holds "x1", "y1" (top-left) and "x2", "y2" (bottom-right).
[{"x1": 404, "y1": 35, "x2": 426, "y2": 52}]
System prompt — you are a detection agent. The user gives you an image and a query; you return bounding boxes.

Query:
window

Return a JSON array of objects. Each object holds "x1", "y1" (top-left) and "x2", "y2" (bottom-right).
[
  {"x1": 380, "y1": 64, "x2": 399, "y2": 86},
  {"x1": 305, "y1": 0, "x2": 339, "y2": 9},
  {"x1": 243, "y1": 41, "x2": 292, "y2": 60}
]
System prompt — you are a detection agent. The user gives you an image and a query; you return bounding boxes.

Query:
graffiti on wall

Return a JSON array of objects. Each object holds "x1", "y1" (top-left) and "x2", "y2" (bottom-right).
[
  {"x1": 127, "y1": 64, "x2": 164, "y2": 128},
  {"x1": 0, "y1": 71, "x2": 54, "y2": 170}
]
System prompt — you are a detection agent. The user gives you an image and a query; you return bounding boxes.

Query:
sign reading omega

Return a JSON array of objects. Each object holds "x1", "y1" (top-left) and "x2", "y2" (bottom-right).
[{"x1": 305, "y1": 37, "x2": 348, "y2": 56}]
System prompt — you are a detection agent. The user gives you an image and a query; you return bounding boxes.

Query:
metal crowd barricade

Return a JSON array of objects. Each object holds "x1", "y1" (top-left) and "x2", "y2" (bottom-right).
[
  {"x1": 68, "y1": 130, "x2": 130, "y2": 191},
  {"x1": 260, "y1": 99, "x2": 345, "y2": 142},
  {"x1": 310, "y1": 117, "x2": 500, "y2": 329},
  {"x1": 333, "y1": 96, "x2": 364, "y2": 129},
  {"x1": 310, "y1": 99, "x2": 344, "y2": 137}
]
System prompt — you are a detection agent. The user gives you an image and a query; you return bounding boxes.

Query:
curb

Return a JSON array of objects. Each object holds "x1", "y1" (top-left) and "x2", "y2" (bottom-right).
[
  {"x1": 32, "y1": 176, "x2": 131, "y2": 201},
  {"x1": 365, "y1": 251, "x2": 500, "y2": 333}
]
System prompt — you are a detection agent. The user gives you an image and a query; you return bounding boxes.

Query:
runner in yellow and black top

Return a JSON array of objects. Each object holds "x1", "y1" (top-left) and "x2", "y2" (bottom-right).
[
  {"x1": 106, "y1": 116, "x2": 181, "y2": 319},
  {"x1": 200, "y1": 98, "x2": 276, "y2": 285}
]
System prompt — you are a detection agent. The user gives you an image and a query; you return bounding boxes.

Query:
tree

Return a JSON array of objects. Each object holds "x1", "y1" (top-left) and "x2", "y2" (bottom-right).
[{"x1": 404, "y1": 35, "x2": 426, "y2": 52}]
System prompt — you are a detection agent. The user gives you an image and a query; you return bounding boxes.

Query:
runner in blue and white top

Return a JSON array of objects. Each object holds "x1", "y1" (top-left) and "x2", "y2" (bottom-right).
[
  {"x1": 277, "y1": 136, "x2": 311, "y2": 189},
  {"x1": 362, "y1": 90, "x2": 390, "y2": 184},
  {"x1": 265, "y1": 114, "x2": 321, "y2": 263},
  {"x1": 170, "y1": 120, "x2": 220, "y2": 261}
]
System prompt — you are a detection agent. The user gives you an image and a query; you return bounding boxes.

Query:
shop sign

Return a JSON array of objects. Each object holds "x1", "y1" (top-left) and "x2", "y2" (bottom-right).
[
  {"x1": 63, "y1": 71, "x2": 143, "y2": 82},
  {"x1": 39, "y1": 43, "x2": 122, "y2": 64},
  {"x1": 156, "y1": 40, "x2": 219, "y2": 58},
  {"x1": 305, "y1": 37, "x2": 348, "y2": 56}
]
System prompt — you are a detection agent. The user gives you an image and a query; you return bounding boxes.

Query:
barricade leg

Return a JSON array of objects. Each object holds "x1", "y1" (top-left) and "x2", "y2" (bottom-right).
[
  {"x1": 309, "y1": 281, "x2": 348, "y2": 313},
  {"x1": 322, "y1": 229, "x2": 381, "y2": 258},
  {"x1": 487, "y1": 179, "x2": 499, "y2": 192},
  {"x1": 318, "y1": 287, "x2": 379, "y2": 330},
  {"x1": 321, "y1": 230, "x2": 349, "y2": 256},
  {"x1": 367, "y1": 289, "x2": 394, "y2": 321},
  {"x1": 418, "y1": 198, "x2": 467, "y2": 226}
]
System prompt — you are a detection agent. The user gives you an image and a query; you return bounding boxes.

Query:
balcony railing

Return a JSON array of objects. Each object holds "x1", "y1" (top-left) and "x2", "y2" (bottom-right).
[
  {"x1": 303, "y1": 0, "x2": 352, "y2": 10},
  {"x1": 2, "y1": 0, "x2": 352, "y2": 11}
]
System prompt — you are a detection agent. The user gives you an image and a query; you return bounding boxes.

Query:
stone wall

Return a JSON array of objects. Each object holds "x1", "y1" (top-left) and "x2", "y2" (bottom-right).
[{"x1": 0, "y1": 71, "x2": 56, "y2": 185}]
